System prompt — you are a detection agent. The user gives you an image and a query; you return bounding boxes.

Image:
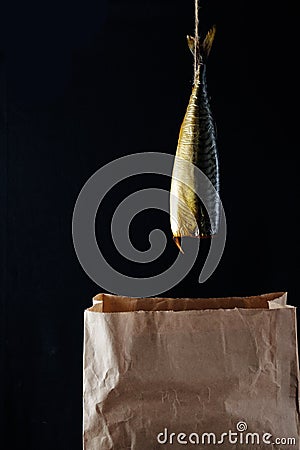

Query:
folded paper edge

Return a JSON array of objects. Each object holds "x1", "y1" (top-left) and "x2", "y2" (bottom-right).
[{"x1": 87, "y1": 291, "x2": 292, "y2": 313}]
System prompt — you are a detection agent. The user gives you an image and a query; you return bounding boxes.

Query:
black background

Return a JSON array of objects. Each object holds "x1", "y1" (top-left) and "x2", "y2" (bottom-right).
[{"x1": 0, "y1": 0, "x2": 299, "y2": 449}]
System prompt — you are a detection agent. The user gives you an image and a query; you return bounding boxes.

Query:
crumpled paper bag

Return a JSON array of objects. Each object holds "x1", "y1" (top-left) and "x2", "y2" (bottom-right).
[{"x1": 83, "y1": 292, "x2": 300, "y2": 449}]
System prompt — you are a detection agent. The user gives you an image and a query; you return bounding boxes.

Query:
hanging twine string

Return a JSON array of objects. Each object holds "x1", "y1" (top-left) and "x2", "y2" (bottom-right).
[{"x1": 194, "y1": 0, "x2": 200, "y2": 84}]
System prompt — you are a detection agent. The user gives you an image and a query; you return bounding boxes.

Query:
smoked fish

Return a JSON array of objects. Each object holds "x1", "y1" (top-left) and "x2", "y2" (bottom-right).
[{"x1": 170, "y1": 26, "x2": 220, "y2": 252}]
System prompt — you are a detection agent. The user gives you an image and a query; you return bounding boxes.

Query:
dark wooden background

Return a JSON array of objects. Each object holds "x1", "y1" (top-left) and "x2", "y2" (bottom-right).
[{"x1": 0, "y1": 0, "x2": 298, "y2": 448}]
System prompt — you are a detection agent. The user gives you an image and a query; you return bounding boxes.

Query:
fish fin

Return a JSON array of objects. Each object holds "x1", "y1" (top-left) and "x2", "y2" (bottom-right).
[
  {"x1": 187, "y1": 35, "x2": 196, "y2": 56},
  {"x1": 186, "y1": 25, "x2": 216, "y2": 61},
  {"x1": 202, "y1": 25, "x2": 216, "y2": 60},
  {"x1": 173, "y1": 236, "x2": 184, "y2": 254}
]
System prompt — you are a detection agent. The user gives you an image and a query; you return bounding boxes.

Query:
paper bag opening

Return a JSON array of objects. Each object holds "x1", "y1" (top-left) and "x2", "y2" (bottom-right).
[{"x1": 90, "y1": 291, "x2": 290, "y2": 313}]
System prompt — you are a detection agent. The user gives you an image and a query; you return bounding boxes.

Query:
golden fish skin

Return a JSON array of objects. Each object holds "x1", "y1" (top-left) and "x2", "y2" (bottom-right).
[{"x1": 170, "y1": 26, "x2": 220, "y2": 246}]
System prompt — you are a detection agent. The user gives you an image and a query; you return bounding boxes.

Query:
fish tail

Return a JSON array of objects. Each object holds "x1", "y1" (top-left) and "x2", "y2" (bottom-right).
[{"x1": 187, "y1": 24, "x2": 216, "y2": 63}]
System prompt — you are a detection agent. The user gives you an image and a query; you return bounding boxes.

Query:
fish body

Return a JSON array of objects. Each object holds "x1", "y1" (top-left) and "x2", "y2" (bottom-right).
[{"x1": 170, "y1": 26, "x2": 220, "y2": 251}]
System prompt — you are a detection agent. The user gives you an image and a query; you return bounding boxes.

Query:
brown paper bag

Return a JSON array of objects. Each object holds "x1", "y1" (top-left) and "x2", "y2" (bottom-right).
[{"x1": 83, "y1": 292, "x2": 300, "y2": 449}]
